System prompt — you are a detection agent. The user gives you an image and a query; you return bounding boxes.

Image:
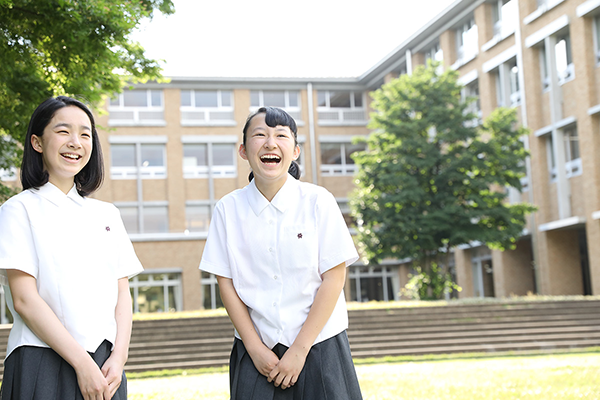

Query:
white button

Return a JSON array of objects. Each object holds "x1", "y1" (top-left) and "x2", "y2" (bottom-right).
[
  {"x1": 269, "y1": 220, "x2": 274, "y2": 225},
  {"x1": 272, "y1": 302, "x2": 277, "y2": 307},
  {"x1": 269, "y1": 247, "x2": 274, "y2": 253},
  {"x1": 273, "y1": 275, "x2": 278, "y2": 280}
]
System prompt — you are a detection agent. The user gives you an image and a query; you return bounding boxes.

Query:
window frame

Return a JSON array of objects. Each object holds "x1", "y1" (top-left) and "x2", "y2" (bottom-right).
[
  {"x1": 108, "y1": 89, "x2": 165, "y2": 126},
  {"x1": 316, "y1": 90, "x2": 367, "y2": 126},
  {"x1": 110, "y1": 141, "x2": 167, "y2": 180},
  {"x1": 180, "y1": 89, "x2": 235, "y2": 126}
]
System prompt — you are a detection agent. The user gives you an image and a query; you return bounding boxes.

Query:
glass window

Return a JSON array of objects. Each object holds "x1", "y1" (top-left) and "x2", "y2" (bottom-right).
[
  {"x1": 221, "y1": 91, "x2": 232, "y2": 107},
  {"x1": 123, "y1": 90, "x2": 149, "y2": 107},
  {"x1": 564, "y1": 128, "x2": 580, "y2": 162},
  {"x1": 143, "y1": 206, "x2": 169, "y2": 233},
  {"x1": 250, "y1": 91, "x2": 260, "y2": 107},
  {"x1": 195, "y1": 91, "x2": 218, "y2": 107},
  {"x1": 182, "y1": 143, "x2": 236, "y2": 178},
  {"x1": 263, "y1": 91, "x2": 286, "y2": 107},
  {"x1": 320, "y1": 142, "x2": 365, "y2": 175},
  {"x1": 140, "y1": 144, "x2": 164, "y2": 167},
  {"x1": 180, "y1": 90, "x2": 192, "y2": 107},
  {"x1": 317, "y1": 91, "x2": 327, "y2": 107},
  {"x1": 321, "y1": 143, "x2": 343, "y2": 165},
  {"x1": 349, "y1": 266, "x2": 398, "y2": 302},
  {"x1": 130, "y1": 272, "x2": 182, "y2": 313},
  {"x1": 118, "y1": 206, "x2": 139, "y2": 234},
  {"x1": 213, "y1": 143, "x2": 235, "y2": 166},
  {"x1": 595, "y1": 15, "x2": 600, "y2": 64},
  {"x1": 201, "y1": 272, "x2": 224, "y2": 310},
  {"x1": 555, "y1": 35, "x2": 573, "y2": 83},
  {"x1": 186, "y1": 204, "x2": 211, "y2": 232},
  {"x1": 183, "y1": 144, "x2": 207, "y2": 167},
  {"x1": 329, "y1": 92, "x2": 351, "y2": 108}
]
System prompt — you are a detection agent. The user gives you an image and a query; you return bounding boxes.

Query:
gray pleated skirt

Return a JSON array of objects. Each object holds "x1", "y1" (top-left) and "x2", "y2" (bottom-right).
[
  {"x1": 230, "y1": 331, "x2": 363, "y2": 400},
  {"x1": 0, "y1": 339, "x2": 126, "y2": 400}
]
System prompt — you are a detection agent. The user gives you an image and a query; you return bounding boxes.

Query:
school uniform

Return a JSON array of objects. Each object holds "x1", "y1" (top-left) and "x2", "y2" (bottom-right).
[
  {"x1": 0, "y1": 182, "x2": 143, "y2": 400},
  {"x1": 200, "y1": 174, "x2": 363, "y2": 400}
]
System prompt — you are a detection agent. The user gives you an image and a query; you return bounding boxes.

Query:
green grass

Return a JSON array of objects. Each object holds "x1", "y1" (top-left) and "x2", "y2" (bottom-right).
[{"x1": 127, "y1": 351, "x2": 600, "y2": 400}]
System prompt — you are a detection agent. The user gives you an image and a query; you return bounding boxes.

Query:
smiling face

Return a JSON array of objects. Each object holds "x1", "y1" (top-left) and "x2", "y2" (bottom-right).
[
  {"x1": 239, "y1": 112, "x2": 300, "y2": 196},
  {"x1": 31, "y1": 106, "x2": 93, "y2": 194}
]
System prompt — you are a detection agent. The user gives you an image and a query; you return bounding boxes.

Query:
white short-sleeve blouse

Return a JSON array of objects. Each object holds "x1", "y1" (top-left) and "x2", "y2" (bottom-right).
[
  {"x1": 199, "y1": 174, "x2": 359, "y2": 349},
  {"x1": 0, "y1": 183, "x2": 143, "y2": 358}
]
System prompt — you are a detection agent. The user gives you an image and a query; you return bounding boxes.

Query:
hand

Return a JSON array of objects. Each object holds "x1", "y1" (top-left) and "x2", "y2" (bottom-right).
[
  {"x1": 247, "y1": 343, "x2": 280, "y2": 377},
  {"x1": 101, "y1": 353, "x2": 126, "y2": 398},
  {"x1": 75, "y1": 356, "x2": 110, "y2": 400},
  {"x1": 268, "y1": 346, "x2": 307, "y2": 390}
]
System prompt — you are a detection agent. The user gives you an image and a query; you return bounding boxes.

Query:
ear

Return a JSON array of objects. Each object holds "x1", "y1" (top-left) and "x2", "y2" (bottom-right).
[
  {"x1": 292, "y1": 144, "x2": 300, "y2": 161},
  {"x1": 238, "y1": 143, "x2": 248, "y2": 160},
  {"x1": 31, "y1": 135, "x2": 43, "y2": 154}
]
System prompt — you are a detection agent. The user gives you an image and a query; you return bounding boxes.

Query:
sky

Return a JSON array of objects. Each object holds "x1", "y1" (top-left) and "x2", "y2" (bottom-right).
[{"x1": 131, "y1": 0, "x2": 457, "y2": 78}]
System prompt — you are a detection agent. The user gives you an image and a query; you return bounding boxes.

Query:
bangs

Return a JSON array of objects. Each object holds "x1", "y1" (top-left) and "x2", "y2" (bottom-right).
[{"x1": 263, "y1": 107, "x2": 297, "y2": 134}]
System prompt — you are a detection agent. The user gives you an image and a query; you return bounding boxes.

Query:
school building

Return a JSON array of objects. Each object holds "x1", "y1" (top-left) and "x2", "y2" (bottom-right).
[{"x1": 1, "y1": 0, "x2": 599, "y2": 316}]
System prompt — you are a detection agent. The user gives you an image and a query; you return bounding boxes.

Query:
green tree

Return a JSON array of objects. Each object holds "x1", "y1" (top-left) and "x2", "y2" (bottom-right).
[
  {"x1": 350, "y1": 62, "x2": 536, "y2": 299},
  {"x1": 0, "y1": 0, "x2": 174, "y2": 200}
]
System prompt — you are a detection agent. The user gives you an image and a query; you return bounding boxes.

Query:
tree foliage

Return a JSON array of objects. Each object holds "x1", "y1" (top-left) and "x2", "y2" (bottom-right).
[
  {"x1": 350, "y1": 62, "x2": 536, "y2": 283},
  {"x1": 0, "y1": 0, "x2": 174, "y2": 200}
]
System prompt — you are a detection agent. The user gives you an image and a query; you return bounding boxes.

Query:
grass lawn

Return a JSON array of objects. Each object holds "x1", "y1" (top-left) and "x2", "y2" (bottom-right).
[{"x1": 127, "y1": 351, "x2": 600, "y2": 400}]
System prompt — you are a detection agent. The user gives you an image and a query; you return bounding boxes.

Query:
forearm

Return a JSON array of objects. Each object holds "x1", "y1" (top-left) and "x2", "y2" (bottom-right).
[
  {"x1": 109, "y1": 278, "x2": 133, "y2": 366},
  {"x1": 7, "y1": 270, "x2": 94, "y2": 371},
  {"x1": 290, "y1": 263, "x2": 346, "y2": 356},
  {"x1": 216, "y1": 276, "x2": 264, "y2": 351}
]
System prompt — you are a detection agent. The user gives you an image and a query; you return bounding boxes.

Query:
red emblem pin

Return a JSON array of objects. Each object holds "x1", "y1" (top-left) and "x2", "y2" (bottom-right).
[
  {"x1": 106, "y1": 226, "x2": 110, "y2": 231},
  {"x1": 297, "y1": 233, "x2": 302, "y2": 239}
]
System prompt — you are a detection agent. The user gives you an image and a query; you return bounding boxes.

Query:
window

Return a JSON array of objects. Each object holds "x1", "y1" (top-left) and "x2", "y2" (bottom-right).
[
  {"x1": 250, "y1": 90, "x2": 301, "y2": 121},
  {"x1": 320, "y1": 141, "x2": 365, "y2": 176},
  {"x1": 130, "y1": 271, "x2": 183, "y2": 313},
  {"x1": 349, "y1": 266, "x2": 399, "y2": 302},
  {"x1": 316, "y1": 91, "x2": 366, "y2": 125},
  {"x1": 117, "y1": 204, "x2": 169, "y2": 234},
  {"x1": 182, "y1": 143, "x2": 236, "y2": 178},
  {"x1": 495, "y1": 58, "x2": 520, "y2": 107},
  {"x1": 424, "y1": 42, "x2": 444, "y2": 74},
  {"x1": 555, "y1": 35, "x2": 574, "y2": 84},
  {"x1": 548, "y1": 127, "x2": 582, "y2": 180},
  {"x1": 492, "y1": 0, "x2": 517, "y2": 38},
  {"x1": 201, "y1": 271, "x2": 224, "y2": 310},
  {"x1": 109, "y1": 90, "x2": 164, "y2": 126},
  {"x1": 185, "y1": 203, "x2": 211, "y2": 233},
  {"x1": 456, "y1": 18, "x2": 478, "y2": 62},
  {"x1": 180, "y1": 90, "x2": 234, "y2": 125},
  {"x1": 462, "y1": 80, "x2": 481, "y2": 125},
  {"x1": 110, "y1": 143, "x2": 166, "y2": 179}
]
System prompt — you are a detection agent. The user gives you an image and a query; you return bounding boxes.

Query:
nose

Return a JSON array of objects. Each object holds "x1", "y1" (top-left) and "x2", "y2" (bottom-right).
[
  {"x1": 67, "y1": 134, "x2": 82, "y2": 149},
  {"x1": 264, "y1": 135, "x2": 277, "y2": 149}
]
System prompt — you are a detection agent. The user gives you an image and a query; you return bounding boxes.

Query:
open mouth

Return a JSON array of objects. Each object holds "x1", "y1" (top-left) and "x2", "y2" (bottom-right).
[
  {"x1": 61, "y1": 153, "x2": 82, "y2": 161},
  {"x1": 260, "y1": 154, "x2": 281, "y2": 165}
]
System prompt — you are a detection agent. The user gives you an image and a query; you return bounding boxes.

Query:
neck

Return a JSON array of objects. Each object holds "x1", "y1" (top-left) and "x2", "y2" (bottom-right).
[
  {"x1": 49, "y1": 176, "x2": 75, "y2": 195},
  {"x1": 254, "y1": 175, "x2": 287, "y2": 202}
]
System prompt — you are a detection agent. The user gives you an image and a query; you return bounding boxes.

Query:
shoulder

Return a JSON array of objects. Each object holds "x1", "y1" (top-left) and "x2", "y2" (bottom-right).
[
  {"x1": 0, "y1": 189, "x2": 36, "y2": 214},
  {"x1": 82, "y1": 197, "x2": 121, "y2": 217},
  {"x1": 295, "y1": 180, "x2": 335, "y2": 203},
  {"x1": 214, "y1": 187, "x2": 247, "y2": 210}
]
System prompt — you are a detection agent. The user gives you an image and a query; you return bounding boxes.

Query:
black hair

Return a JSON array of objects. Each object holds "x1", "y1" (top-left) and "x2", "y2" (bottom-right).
[
  {"x1": 21, "y1": 96, "x2": 104, "y2": 197},
  {"x1": 242, "y1": 106, "x2": 300, "y2": 182}
]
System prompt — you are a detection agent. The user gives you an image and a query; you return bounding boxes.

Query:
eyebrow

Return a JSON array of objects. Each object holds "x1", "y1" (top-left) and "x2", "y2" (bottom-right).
[{"x1": 53, "y1": 122, "x2": 92, "y2": 131}]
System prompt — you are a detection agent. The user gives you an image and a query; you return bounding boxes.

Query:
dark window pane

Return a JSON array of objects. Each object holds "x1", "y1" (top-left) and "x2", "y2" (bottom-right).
[
  {"x1": 329, "y1": 92, "x2": 351, "y2": 108},
  {"x1": 141, "y1": 144, "x2": 164, "y2": 167},
  {"x1": 183, "y1": 144, "x2": 207, "y2": 166},
  {"x1": 321, "y1": 143, "x2": 343, "y2": 165}
]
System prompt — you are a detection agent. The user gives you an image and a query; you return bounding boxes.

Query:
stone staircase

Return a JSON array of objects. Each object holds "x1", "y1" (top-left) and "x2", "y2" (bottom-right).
[{"x1": 0, "y1": 299, "x2": 598, "y2": 375}]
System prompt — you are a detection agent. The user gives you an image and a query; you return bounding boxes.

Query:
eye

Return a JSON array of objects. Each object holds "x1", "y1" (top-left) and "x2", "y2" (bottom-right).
[{"x1": 81, "y1": 132, "x2": 91, "y2": 138}]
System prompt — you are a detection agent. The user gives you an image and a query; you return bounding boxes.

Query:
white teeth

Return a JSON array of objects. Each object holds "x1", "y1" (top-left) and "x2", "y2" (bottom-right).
[
  {"x1": 261, "y1": 155, "x2": 281, "y2": 161},
  {"x1": 62, "y1": 153, "x2": 80, "y2": 160}
]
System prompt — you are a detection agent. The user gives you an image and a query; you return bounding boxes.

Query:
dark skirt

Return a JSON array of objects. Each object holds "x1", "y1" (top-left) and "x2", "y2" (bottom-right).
[
  {"x1": 230, "y1": 331, "x2": 363, "y2": 400},
  {"x1": 0, "y1": 340, "x2": 126, "y2": 400}
]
